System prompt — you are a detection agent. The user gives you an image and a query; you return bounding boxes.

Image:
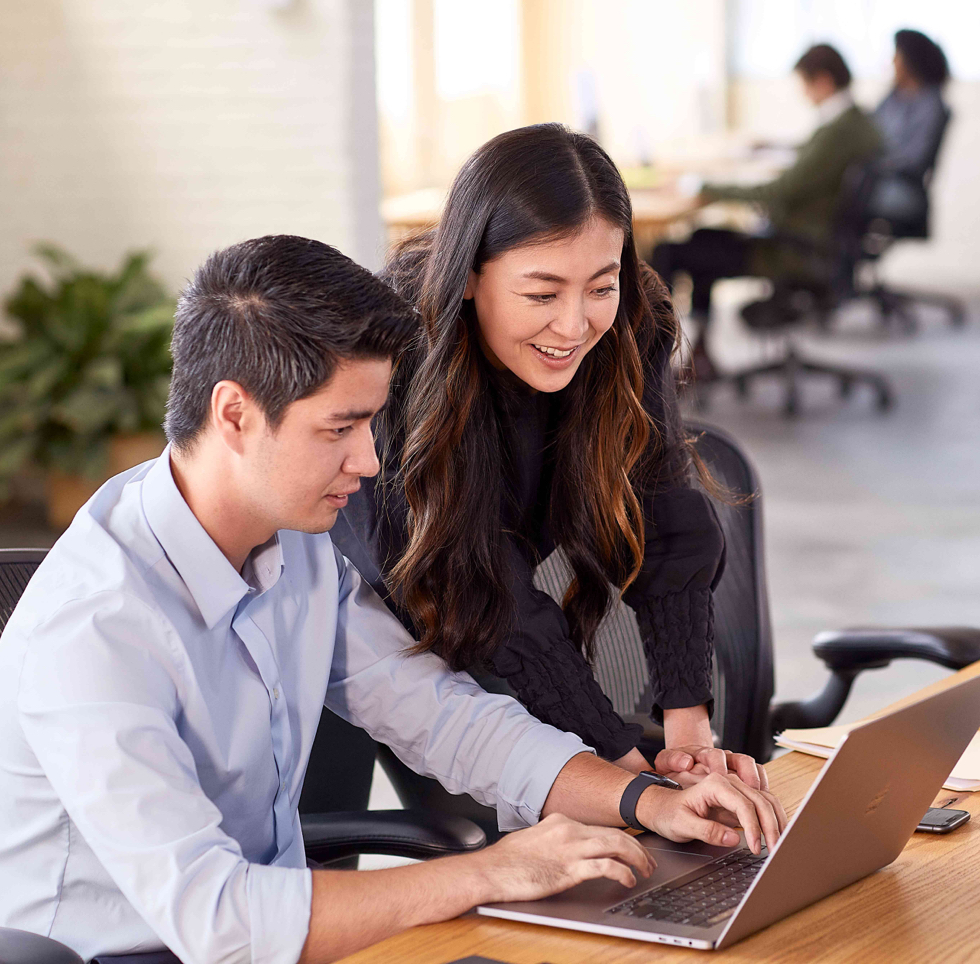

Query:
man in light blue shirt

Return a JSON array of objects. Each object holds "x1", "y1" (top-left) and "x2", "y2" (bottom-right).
[{"x1": 0, "y1": 236, "x2": 783, "y2": 964}]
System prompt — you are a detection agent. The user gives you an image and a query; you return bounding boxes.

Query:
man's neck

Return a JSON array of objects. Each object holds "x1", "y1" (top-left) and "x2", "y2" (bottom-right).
[
  {"x1": 816, "y1": 88, "x2": 854, "y2": 126},
  {"x1": 169, "y1": 448, "x2": 273, "y2": 573}
]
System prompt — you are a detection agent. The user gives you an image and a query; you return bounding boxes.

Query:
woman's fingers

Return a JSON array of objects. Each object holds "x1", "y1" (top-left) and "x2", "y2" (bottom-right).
[
  {"x1": 654, "y1": 747, "x2": 695, "y2": 773},
  {"x1": 690, "y1": 746, "x2": 730, "y2": 776},
  {"x1": 726, "y1": 752, "x2": 764, "y2": 790}
]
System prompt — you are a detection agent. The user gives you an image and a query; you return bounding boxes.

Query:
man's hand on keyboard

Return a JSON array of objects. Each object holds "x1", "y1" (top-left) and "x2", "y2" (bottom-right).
[
  {"x1": 636, "y1": 772, "x2": 788, "y2": 855},
  {"x1": 472, "y1": 813, "x2": 655, "y2": 903}
]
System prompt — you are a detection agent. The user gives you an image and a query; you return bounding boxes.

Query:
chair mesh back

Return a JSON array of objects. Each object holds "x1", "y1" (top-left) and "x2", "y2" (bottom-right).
[
  {"x1": 533, "y1": 422, "x2": 774, "y2": 760},
  {"x1": 0, "y1": 551, "x2": 47, "y2": 633}
]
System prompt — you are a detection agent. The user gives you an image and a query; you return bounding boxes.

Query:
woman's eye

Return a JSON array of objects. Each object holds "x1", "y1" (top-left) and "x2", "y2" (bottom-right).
[
  {"x1": 524, "y1": 293, "x2": 556, "y2": 303},
  {"x1": 594, "y1": 285, "x2": 618, "y2": 297}
]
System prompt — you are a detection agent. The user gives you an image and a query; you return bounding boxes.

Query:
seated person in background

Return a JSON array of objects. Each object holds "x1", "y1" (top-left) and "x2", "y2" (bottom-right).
[
  {"x1": 870, "y1": 29, "x2": 950, "y2": 229},
  {"x1": 652, "y1": 44, "x2": 881, "y2": 379},
  {"x1": 0, "y1": 235, "x2": 785, "y2": 964}
]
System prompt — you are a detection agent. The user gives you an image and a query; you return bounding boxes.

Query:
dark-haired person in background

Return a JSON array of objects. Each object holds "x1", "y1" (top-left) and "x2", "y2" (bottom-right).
[
  {"x1": 651, "y1": 44, "x2": 881, "y2": 378},
  {"x1": 0, "y1": 235, "x2": 785, "y2": 964},
  {"x1": 336, "y1": 123, "x2": 771, "y2": 839},
  {"x1": 869, "y1": 29, "x2": 951, "y2": 227}
]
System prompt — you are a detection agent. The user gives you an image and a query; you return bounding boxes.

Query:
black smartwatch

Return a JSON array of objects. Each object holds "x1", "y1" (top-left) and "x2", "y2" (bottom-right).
[{"x1": 619, "y1": 770, "x2": 683, "y2": 832}]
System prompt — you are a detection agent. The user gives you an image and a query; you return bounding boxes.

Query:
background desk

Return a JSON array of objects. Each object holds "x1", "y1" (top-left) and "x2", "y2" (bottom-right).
[
  {"x1": 381, "y1": 186, "x2": 704, "y2": 250},
  {"x1": 339, "y1": 751, "x2": 980, "y2": 963}
]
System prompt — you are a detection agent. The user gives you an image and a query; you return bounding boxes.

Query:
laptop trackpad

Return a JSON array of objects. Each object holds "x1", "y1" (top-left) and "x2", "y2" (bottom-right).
[{"x1": 530, "y1": 846, "x2": 716, "y2": 912}]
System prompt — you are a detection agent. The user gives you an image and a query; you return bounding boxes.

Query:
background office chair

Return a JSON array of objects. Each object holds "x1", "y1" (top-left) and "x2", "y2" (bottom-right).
[
  {"x1": 0, "y1": 547, "x2": 485, "y2": 964},
  {"x1": 703, "y1": 167, "x2": 893, "y2": 418},
  {"x1": 855, "y1": 106, "x2": 965, "y2": 333},
  {"x1": 537, "y1": 422, "x2": 980, "y2": 762}
]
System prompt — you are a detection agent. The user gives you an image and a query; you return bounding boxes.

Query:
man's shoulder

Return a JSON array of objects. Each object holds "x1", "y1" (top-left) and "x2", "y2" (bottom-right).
[{"x1": 5, "y1": 465, "x2": 166, "y2": 639}]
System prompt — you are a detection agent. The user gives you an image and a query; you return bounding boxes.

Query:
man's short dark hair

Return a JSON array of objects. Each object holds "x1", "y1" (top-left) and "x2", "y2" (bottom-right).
[
  {"x1": 165, "y1": 235, "x2": 417, "y2": 450},
  {"x1": 794, "y1": 44, "x2": 852, "y2": 90}
]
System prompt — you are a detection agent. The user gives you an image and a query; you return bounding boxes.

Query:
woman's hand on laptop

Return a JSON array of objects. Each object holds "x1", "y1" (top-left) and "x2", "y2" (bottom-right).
[
  {"x1": 636, "y1": 773, "x2": 788, "y2": 855},
  {"x1": 472, "y1": 813, "x2": 656, "y2": 902}
]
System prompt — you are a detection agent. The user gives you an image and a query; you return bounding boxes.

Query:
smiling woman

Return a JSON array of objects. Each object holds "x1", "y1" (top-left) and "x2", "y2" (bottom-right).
[{"x1": 336, "y1": 124, "x2": 757, "y2": 837}]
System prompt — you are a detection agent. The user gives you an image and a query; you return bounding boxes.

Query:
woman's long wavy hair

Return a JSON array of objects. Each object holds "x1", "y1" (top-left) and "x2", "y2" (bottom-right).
[{"x1": 382, "y1": 123, "x2": 682, "y2": 671}]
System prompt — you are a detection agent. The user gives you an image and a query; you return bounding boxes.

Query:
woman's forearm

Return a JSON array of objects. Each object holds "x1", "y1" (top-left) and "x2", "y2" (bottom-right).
[{"x1": 663, "y1": 704, "x2": 714, "y2": 749}]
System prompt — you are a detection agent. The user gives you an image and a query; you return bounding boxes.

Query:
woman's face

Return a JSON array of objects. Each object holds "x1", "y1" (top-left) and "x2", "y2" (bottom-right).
[{"x1": 464, "y1": 217, "x2": 625, "y2": 392}]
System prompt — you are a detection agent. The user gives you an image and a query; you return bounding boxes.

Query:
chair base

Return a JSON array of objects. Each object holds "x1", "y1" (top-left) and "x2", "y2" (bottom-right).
[{"x1": 696, "y1": 346, "x2": 893, "y2": 418}]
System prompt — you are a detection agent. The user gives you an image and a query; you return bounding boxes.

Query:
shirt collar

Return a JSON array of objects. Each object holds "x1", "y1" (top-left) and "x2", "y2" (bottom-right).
[
  {"x1": 817, "y1": 89, "x2": 854, "y2": 127},
  {"x1": 140, "y1": 445, "x2": 283, "y2": 628}
]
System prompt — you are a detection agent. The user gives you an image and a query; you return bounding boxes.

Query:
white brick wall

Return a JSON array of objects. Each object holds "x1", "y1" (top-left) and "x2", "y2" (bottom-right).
[{"x1": 0, "y1": 0, "x2": 381, "y2": 303}]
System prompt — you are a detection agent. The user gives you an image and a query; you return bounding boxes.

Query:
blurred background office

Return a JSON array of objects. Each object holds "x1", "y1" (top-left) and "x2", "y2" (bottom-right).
[{"x1": 2, "y1": 0, "x2": 979, "y2": 800}]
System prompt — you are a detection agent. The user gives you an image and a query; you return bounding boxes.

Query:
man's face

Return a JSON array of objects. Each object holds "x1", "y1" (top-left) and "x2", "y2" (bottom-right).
[{"x1": 244, "y1": 357, "x2": 391, "y2": 535}]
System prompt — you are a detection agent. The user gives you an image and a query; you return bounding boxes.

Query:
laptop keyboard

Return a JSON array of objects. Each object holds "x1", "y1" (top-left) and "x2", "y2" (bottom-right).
[{"x1": 606, "y1": 849, "x2": 767, "y2": 928}]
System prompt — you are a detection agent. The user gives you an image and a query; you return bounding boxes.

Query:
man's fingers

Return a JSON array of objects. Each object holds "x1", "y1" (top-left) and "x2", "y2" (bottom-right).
[
  {"x1": 580, "y1": 857, "x2": 637, "y2": 890},
  {"x1": 569, "y1": 826, "x2": 656, "y2": 877},
  {"x1": 671, "y1": 809, "x2": 741, "y2": 849},
  {"x1": 702, "y1": 777, "x2": 765, "y2": 854},
  {"x1": 727, "y1": 777, "x2": 781, "y2": 852}
]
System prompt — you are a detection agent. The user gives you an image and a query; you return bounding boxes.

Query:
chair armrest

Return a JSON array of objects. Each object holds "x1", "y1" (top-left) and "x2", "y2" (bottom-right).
[
  {"x1": 812, "y1": 627, "x2": 980, "y2": 672},
  {"x1": 0, "y1": 928, "x2": 84, "y2": 964},
  {"x1": 301, "y1": 809, "x2": 487, "y2": 864},
  {"x1": 770, "y1": 626, "x2": 980, "y2": 737}
]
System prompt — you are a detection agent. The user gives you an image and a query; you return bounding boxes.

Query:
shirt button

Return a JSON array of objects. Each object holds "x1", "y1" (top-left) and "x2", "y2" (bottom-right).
[{"x1": 272, "y1": 687, "x2": 280, "y2": 700}]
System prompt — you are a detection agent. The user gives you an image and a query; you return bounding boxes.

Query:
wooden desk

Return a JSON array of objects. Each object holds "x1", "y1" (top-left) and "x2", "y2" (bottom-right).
[
  {"x1": 381, "y1": 187, "x2": 703, "y2": 249},
  {"x1": 340, "y1": 752, "x2": 980, "y2": 964}
]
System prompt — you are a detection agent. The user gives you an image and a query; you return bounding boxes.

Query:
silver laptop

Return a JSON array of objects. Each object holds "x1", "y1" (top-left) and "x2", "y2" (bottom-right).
[{"x1": 478, "y1": 671, "x2": 980, "y2": 950}]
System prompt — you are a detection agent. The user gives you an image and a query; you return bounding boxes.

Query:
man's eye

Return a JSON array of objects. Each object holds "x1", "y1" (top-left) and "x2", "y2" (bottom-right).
[{"x1": 330, "y1": 426, "x2": 352, "y2": 437}]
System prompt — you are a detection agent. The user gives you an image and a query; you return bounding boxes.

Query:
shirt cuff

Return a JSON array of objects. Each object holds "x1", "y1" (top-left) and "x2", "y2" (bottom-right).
[
  {"x1": 245, "y1": 863, "x2": 313, "y2": 964},
  {"x1": 494, "y1": 724, "x2": 594, "y2": 831}
]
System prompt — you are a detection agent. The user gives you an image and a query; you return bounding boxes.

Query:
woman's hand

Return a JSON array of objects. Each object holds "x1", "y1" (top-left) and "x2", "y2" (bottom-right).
[
  {"x1": 655, "y1": 746, "x2": 769, "y2": 792},
  {"x1": 659, "y1": 704, "x2": 768, "y2": 791}
]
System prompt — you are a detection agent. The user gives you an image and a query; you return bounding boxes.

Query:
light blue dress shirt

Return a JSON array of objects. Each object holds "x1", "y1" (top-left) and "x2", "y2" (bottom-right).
[{"x1": 0, "y1": 449, "x2": 590, "y2": 964}]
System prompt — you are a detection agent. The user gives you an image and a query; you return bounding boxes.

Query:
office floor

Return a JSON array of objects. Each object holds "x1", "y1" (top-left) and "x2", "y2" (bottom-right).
[{"x1": 3, "y1": 285, "x2": 979, "y2": 828}]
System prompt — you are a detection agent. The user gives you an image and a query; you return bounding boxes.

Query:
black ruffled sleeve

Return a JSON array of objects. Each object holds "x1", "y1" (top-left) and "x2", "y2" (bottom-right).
[{"x1": 622, "y1": 266, "x2": 726, "y2": 723}]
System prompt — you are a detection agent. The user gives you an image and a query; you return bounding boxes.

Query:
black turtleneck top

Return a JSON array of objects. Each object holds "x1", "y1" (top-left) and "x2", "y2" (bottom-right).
[{"x1": 334, "y1": 269, "x2": 726, "y2": 760}]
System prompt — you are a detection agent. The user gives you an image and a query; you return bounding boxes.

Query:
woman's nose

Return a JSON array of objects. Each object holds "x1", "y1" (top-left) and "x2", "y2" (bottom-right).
[{"x1": 549, "y1": 298, "x2": 589, "y2": 341}]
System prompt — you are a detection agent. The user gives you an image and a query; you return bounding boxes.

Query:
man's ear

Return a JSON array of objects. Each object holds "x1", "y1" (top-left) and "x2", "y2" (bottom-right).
[
  {"x1": 210, "y1": 380, "x2": 258, "y2": 454},
  {"x1": 463, "y1": 269, "x2": 479, "y2": 301}
]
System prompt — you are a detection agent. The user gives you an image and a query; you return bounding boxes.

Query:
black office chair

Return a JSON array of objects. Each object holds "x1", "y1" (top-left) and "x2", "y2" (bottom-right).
[
  {"x1": 537, "y1": 422, "x2": 980, "y2": 762},
  {"x1": 697, "y1": 166, "x2": 893, "y2": 417},
  {"x1": 0, "y1": 548, "x2": 485, "y2": 964},
  {"x1": 855, "y1": 106, "x2": 965, "y2": 333}
]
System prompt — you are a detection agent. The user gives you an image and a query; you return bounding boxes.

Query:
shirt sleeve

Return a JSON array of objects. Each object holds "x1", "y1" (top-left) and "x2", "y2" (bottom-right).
[
  {"x1": 621, "y1": 266, "x2": 726, "y2": 723},
  {"x1": 324, "y1": 547, "x2": 593, "y2": 830},
  {"x1": 16, "y1": 592, "x2": 312, "y2": 964}
]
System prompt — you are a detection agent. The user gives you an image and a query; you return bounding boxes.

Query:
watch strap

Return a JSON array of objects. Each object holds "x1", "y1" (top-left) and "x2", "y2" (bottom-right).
[{"x1": 619, "y1": 771, "x2": 659, "y2": 832}]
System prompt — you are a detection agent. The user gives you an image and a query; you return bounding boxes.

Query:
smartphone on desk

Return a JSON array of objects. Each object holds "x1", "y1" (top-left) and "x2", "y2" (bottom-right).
[{"x1": 916, "y1": 807, "x2": 971, "y2": 833}]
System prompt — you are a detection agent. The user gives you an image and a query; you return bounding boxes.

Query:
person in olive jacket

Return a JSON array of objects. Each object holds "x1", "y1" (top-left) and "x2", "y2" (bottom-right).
[
  {"x1": 333, "y1": 124, "x2": 768, "y2": 836},
  {"x1": 651, "y1": 44, "x2": 881, "y2": 379}
]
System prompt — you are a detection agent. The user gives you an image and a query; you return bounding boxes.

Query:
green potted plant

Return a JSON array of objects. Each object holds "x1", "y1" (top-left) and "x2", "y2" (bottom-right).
[{"x1": 0, "y1": 245, "x2": 176, "y2": 528}]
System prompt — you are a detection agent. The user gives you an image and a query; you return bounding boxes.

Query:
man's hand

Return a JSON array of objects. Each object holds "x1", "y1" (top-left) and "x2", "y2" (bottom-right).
[
  {"x1": 474, "y1": 813, "x2": 655, "y2": 902},
  {"x1": 637, "y1": 772, "x2": 788, "y2": 854}
]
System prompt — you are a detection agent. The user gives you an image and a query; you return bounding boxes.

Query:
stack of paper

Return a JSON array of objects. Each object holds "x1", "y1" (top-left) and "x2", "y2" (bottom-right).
[
  {"x1": 775, "y1": 723, "x2": 980, "y2": 791},
  {"x1": 774, "y1": 660, "x2": 980, "y2": 792}
]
